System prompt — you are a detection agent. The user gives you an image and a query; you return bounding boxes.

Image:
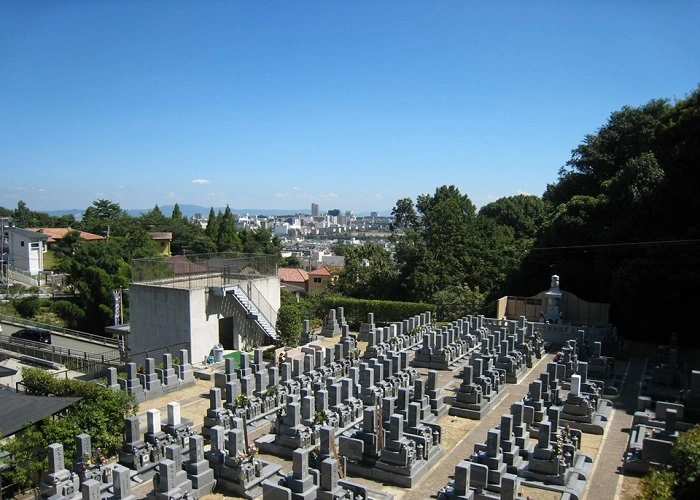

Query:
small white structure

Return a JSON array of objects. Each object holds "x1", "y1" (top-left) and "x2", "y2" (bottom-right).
[{"x1": 7, "y1": 227, "x2": 48, "y2": 275}]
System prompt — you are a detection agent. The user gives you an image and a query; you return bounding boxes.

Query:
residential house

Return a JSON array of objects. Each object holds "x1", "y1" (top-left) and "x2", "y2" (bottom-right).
[
  {"x1": 6, "y1": 227, "x2": 49, "y2": 275},
  {"x1": 148, "y1": 232, "x2": 173, "y2": 257},
  {"x1": 27, "y1": 227, "x2": 104, "y2": 250},
  {"x1": 308, "y1": 266, "x2": 335, "y2": 293},
  {"x1": 278, "y1": 267, "x2": 309, "y2": 294}
]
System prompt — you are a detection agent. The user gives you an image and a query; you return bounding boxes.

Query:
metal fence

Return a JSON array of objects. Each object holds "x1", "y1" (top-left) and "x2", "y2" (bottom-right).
[
  {"x1": 0, "y1": 314, "x2": 119, "y2": 347},
  {"x1": 0, "y1": 334, "x2": 121, "y2": 376},
  {"x1": 131, "y1": 252, "x2": 278, "y2": 289}
]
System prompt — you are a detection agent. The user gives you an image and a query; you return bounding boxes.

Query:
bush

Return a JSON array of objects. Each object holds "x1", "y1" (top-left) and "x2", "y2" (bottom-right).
[
  {"x1": 1, "y1": 368, "x2": 138, "y2": 490},
  {"x1": 51, "y1": 299, "x2": 86, "y2": 329},
  {"x1": 13, "y1": 296, "x2": 40, "y2": 318},
  {"x1": 637, "y1": 469, "x2": 676, "y2": 500},
  {"x1": 671, "y1": 423, "x2": 700, "y2": 498},
  {"x1": 320, "y1": 295, "x2": 437, "y2": 328}
]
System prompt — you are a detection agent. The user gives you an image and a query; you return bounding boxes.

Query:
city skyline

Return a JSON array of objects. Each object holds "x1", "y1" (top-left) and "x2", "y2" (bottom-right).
[{"x1": 2, "y1": 2, "x2": 699, "y2": 213}]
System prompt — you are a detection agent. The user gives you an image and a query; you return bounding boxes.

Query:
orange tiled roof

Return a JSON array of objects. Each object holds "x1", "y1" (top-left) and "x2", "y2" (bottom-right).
[
  {"x1": 27, "y1": 227, "x2": 104, "y2": 243},
  {"x1": 308, "y1": 267, "x2": 332, "y2": 276},
  {"x1": 278, "y1": 267, "x2": 309, "y2": 283}
]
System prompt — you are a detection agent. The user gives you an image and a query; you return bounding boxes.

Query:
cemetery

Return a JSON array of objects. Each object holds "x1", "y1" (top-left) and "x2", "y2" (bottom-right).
[{"x1": 9, "y1": 277, "x2": 700, "y2": 500}]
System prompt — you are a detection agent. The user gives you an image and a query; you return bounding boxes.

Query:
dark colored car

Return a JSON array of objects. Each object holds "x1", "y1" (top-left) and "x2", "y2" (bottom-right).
[{"x1": 11, "y1": 327, "x2": 52, "y2": 344}]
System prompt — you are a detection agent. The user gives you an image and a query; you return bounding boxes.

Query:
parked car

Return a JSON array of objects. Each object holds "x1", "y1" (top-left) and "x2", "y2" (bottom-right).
[{"x1": 11, "y1": 327, "x2": 52, "y2": 344}]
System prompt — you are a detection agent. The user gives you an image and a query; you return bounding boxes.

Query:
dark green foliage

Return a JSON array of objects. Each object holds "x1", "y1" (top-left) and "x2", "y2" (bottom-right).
[
  {"x1": 276, "y1": 304, "x2": 303, "y2": 347},
  {"x1": 516, "y1": 86, "x2": 700, "y2": 344},
  {"x1": 478, "y1": 194, "x2": 547, "y2": 240},
  {"x1": 51, "y1": 299, "x2": 87, "y2": 329},
  {"x1": 671, "y1": 424, "x2": 700, "y2": 498},
  {"x1": 637, "y1": 469, "x2": 676, "y2": 500},
  {"x1": 13, "y1": 296, "x2": 40, "y2": 318},
  {"x1": 1, "y1": 367, "x2": 137, "y2": 490},
  {"x1": 280, "y1": 255, "x2": 302, "y2": 268},
  {"x1": 321, "y1": 295, "x2": 436, "y2": 328},
  {"x1": 332, "y1": 242, "x2": 398, "y2": 300}
]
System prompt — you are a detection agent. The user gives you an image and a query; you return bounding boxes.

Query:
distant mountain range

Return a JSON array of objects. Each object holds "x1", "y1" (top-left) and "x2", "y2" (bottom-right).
[{"x1": 46, "y1": 205, "x2": 387, "y2": 219}]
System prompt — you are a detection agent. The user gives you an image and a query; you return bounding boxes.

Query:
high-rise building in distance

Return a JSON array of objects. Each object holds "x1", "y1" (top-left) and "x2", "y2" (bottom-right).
[{"x1": 311, "y1": 203, "x2": 319, "y2": 217}]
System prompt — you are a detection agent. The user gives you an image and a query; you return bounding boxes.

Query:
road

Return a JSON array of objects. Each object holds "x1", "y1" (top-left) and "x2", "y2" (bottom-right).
[{"x1": 0, "y1": 322, "x2": 119, "y2": 356}]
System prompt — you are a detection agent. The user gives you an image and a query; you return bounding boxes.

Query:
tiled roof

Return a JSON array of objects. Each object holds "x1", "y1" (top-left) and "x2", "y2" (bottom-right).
[
  {"x1": 27, "y1": 227, "x2": 104, "y2": 243},
  {"x1": 308, "y1": 267, "x2": 332, "y2": 276},
  {"x1": 148, "y1": 232, "x2": 173, "y2": 240},
  {"x1": 278, "y1": 267, "x2": 309, "y2": 283}
]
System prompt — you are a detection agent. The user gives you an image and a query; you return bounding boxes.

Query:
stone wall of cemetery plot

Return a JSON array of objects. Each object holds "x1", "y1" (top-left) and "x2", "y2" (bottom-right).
[{"x1": 499, "y1": 290, "x2": 610, "y2": 326}]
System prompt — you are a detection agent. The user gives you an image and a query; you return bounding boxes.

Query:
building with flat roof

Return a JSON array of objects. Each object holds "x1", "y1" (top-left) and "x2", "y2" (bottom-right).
[{"x1": 128, "y1": 253, "x2": 281, "y2": 363}]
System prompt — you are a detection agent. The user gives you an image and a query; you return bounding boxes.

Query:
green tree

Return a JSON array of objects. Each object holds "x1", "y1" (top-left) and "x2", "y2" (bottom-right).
[
  {"x1": 390, "y1": 197, "x2": 418, "y2": 230},
  {"x1": 478, "y1": 194, "x2": 548, "y2": 240},
  {"x1": 205, "y1": 207, "x2": 221, "y2": 241},
  {"x1": 216, "y1": 206, "x2": 241, "y2": 252},
  {"x1": 57, "y1": 239, "x2": 131, "y2": 333},
  {"x1": 332, "y1": 242, "x2": 398, "y2": 299},
  {"x1": 280, "y1": 255, "x2": 302, "y2": 268},
  {"x1": 276, "y1": 304, "x2": 302, "y2": 347}
]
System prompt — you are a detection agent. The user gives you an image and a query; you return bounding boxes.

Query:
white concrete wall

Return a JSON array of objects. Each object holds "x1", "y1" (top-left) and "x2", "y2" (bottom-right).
[{"x1": 129, "y1": 275, "x2": 281, "y2": 363}]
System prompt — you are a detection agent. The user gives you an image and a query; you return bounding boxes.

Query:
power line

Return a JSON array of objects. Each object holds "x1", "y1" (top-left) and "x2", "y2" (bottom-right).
[{"x1": 528, "y1": 238, "x2": 700, "y2": 253}]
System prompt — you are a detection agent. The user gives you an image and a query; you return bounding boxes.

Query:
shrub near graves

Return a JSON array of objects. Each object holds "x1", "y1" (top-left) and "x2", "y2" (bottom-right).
[
  {"x1": 1, "y1": 368, "x2": 137, "y2": 490},
  {"x1": 637, "y1": 424, "x2": 700, "y2": 500}
]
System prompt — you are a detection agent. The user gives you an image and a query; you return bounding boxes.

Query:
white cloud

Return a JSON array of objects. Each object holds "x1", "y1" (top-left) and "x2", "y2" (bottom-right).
[
  {"x1": 168, "y1": 192, "x2": 176, "y2": 199},
  {"x1": 292, "y1": 186, "x2": 302, "y2": 191},
  {"x1": 192, "y1": 179, "x2": 211, "y2": 184},
  {"x1": 275, "y1": 192, "x2": 289, "y2": 198},
  {"x1": 299, "y1": 192, "x2": 339, "y2": 201},
  {"x1": 517, "y1": 190, "x2": 532, "y2": 196}
]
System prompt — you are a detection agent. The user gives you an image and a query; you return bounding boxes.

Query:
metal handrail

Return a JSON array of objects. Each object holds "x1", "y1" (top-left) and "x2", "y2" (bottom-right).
[
  {"x1": 0, "y1": 335, "x2": 121, "y2": 376},
  {"x1": 242, "y1": 279, "x2": 278, "y2": 331},
  {"x1": 0, "y1": 314, "x2": 119, "y2": 346}
]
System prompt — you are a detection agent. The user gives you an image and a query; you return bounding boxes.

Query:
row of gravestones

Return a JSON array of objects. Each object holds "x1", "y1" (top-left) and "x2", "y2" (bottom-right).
[
  {"x1": 262, "y1": 426, "x2": 393, "y2": 500},
  {"x1": 37, "y1": 417, "x2": 214, "y2": 500},
  {"x1": 623, "y1": 359, "x2": 700, "y2": 474},
  {"x1": 252, "y1": 344, "x2": 448, "y2": 463},
  {"x1": 437, "y1": 336, "x2": 625, "y2": 499},
  {"x1": 105, "y1": 349, "x2": 196, "y2": 403},
  {"x1": 412, "y1": 315, "x2": 546, "y2": 373},
  {"x1": 359, "y1": 311, "x2": 432, "y2": 351},
  {"x1": 439, "y1": 362, "x2": 612, "y2": 499},
  {"x1": 227, "y1": 322, "x2": 453, "y2": 494},
  {"x1": 447, "y1": 324, "x2": 542, "y2": 420},
  {"x1": 321, "y1": 307, "x2": 433, "y2": 343}
]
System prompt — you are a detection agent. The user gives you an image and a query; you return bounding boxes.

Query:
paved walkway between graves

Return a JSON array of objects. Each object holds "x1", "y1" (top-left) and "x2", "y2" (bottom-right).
[
  {"x1": 403, "y1": 352, "x2": 557, "y2": 500},
  {"x1": 583, "y1": 355, "x2": 646, "y2": 500}
]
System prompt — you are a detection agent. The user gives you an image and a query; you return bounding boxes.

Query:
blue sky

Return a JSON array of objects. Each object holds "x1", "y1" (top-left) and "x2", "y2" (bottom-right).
[{"x1": 2, "y1": 1, "x2": 699, "y2": 215}]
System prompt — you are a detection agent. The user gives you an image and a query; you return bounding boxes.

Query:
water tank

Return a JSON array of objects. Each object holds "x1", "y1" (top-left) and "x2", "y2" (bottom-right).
[{"x1": 212, "y1": 344, "x2": 224, "y2": 363}]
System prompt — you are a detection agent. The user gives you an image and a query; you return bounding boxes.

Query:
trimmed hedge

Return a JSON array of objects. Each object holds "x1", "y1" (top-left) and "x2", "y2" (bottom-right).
[{"x1": 321, "y1": 296, "x2": 436, "y2": 328}]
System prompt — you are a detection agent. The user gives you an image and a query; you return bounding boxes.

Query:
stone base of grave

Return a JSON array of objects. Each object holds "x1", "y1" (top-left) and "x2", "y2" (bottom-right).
[
  {"x1": 255, "y1": 433, "x2": 314, "y2": 459},
  {"x1": 622, "y1": 424, "x2": 652, "y2": 475},
  {"x1": 263, "y1": 479, "x2": 319, "y2": 500},
  {"x1": 345, "y1": 444, "x2": 444, "y2": 488},
  {"x1": 215, "y1": 461, "x2": 282, "y2": 500},
  {"x1": 504, "y1": 365, "x2": 527, "y2": 385},
  {"x1": 447, "y1": 388, "x2": 509, "y2": 420},
  {"x1": 431, "y1": 400, "x2": 449, "y2": 419},
  {"x1": 518, "y1": 452, "x2": 593, "y2": 496},
  {"x1": 412, "y1": 353, "x2": 470, "y2": 371},
  {"x1": 559, "y1": 400, "x2": 613, "y2": 435},
  {"x1": 339, "y1": 479, "x2": 395, "y2": 500}
]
